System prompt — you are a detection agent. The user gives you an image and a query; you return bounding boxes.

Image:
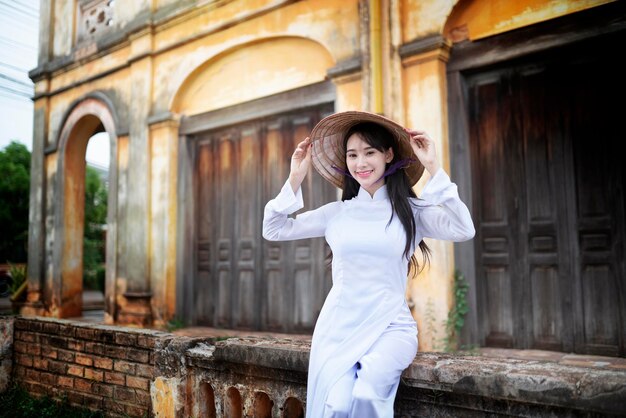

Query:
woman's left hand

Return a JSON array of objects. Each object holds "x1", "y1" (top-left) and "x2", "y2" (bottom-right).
[{"x1": 405, "y1": 129, "x2": 440, "y2": 175}]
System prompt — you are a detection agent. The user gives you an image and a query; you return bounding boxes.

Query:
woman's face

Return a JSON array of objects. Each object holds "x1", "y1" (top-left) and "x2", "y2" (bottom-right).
[{"x1": 346, "y1": 133, "x2": 394, "y2": 196}]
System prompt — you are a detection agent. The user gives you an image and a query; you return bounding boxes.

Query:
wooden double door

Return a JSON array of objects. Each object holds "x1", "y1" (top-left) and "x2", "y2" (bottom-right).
[
  {"x1": 193, "y1": 106, "x2": 335, "y2": 332},
  {"x1": 467, "y1": 34, "x2": 626, "y2": 355}
]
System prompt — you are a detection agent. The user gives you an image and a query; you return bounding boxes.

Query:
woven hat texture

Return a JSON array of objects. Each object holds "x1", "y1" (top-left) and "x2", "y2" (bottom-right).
[{"x1": 310, "y1": 110, "x2": 424, "y2": 189}]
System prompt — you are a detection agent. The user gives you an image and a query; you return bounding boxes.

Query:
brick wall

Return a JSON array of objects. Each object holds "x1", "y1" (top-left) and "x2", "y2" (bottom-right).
[{"x1": 11, "y1": 317, "x2": 174, "y2": 417}]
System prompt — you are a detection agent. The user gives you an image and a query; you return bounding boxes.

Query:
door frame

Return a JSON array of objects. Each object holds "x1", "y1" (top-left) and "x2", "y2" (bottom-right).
[
  {"x1": 447, "y1": 1, "x2": 626, "y2": 348},
  {"x1": 176, "y1": 81, "x2": 336, "y2": 325}
]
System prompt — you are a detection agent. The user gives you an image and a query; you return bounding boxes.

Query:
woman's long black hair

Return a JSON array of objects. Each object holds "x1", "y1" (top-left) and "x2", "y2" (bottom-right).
[{"x1": 341, "y1": 122, "x2": 431, "y2": 274}]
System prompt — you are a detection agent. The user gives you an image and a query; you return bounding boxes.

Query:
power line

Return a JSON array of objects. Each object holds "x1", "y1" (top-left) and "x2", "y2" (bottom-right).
[
  {"x1": 0, "y1": 73, "x2": 32, "y2": 88},
  {"x1": 0, "y1": 61, "x2": 30, "y2": 73},
  {"x1": 0, "y1": 84, "x2": 32, "y2": 98},
  {"x1": 0, "y1": 36, "x2": 37, "y2": 51},
  {"x1": 0, "y1": 0, "x2": 38, "y2": 20}
]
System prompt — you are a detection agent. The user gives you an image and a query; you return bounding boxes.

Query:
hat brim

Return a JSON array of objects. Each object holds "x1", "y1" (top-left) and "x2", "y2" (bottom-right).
[{"x1": 310, "y1": 111, "x2": 424, "y2": 189}]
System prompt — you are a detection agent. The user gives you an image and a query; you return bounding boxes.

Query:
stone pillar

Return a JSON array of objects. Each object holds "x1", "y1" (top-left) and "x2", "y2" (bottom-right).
[
  {"x1": 147, "y1": 114, "x2": 180, "y2": 327},
  {"x1": 116, "y1": 28, "x2": 154, "y2": 326},
  {"x1": 400, "y1": 36, "x2": 454, "y2": 351}
]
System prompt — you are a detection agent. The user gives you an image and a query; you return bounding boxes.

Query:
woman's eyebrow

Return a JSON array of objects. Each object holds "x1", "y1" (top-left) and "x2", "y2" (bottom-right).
[{"x1": 346, "y1": 146, "x2": 375, "y2": 152}]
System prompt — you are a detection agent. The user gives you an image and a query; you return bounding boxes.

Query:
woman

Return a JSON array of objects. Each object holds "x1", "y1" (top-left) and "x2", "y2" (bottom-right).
[{"x1": 262, "y1": 111, "x2": 475, "y2": 417}]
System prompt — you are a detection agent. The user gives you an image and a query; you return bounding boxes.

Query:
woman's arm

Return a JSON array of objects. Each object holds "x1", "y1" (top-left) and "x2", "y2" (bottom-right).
[
  {"x1": 262, "y1": 180, "x2": 337, "y2": 241},
  {"x1": 405, "y1": 128, "x2": 474, "y2": 242},
  {"x1": 413, "y1": 169, "x2": 475, "y2": 242},
  {"x1": 263, "y1": 136, "x2": 338, "y2": 241}
]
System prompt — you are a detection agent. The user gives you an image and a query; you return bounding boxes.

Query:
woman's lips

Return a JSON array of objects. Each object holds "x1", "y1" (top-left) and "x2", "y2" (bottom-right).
[{"x1": 356, "y1": 170, "x2": 373, "y2": 178}]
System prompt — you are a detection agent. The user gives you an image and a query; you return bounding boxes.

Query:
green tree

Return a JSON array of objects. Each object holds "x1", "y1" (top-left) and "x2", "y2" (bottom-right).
[
  {"x1": 83, "y1": 166, "x2": 108, "y2": 291},
  {"x1": 0, "y1": 141, "x2": 30, "y2": 264}
]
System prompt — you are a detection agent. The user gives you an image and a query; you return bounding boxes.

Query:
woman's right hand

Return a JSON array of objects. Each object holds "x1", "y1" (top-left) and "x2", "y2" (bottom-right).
[{"x1": 289, "y1": 137, "x2": 312, "y2": 193}]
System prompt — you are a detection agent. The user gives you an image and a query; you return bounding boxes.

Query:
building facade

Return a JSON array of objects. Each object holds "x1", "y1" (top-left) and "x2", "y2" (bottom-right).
[{"x1": 26, "y1": 0, "x2": 625, "y2": 354}]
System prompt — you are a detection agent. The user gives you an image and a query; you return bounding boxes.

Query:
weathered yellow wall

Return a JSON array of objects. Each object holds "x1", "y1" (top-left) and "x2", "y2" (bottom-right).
[
  {"x1": 172, "y1": 37, "x2": 334, "y2": 115},
  {"x1": 444, "y1": 0, "x2": 615, "y2": 42}
]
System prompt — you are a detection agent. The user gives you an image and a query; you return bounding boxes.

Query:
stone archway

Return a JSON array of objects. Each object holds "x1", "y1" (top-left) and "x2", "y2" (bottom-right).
[{"x1": 52, "y1": 97, "x2": 118, "y2": 319}]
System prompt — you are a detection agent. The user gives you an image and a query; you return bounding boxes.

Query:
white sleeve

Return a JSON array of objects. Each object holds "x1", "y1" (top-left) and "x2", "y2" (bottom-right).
[
  {"x1": 413, "y1": 169, "x2": 475, "y2": 242},
  {"x1": 262, "y1": 180, "x2": 337, "y2": 241}
]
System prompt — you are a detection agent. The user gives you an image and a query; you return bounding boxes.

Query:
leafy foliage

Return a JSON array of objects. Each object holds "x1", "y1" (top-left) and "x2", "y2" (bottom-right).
[
  {"x1": 0, "y1": 384, "x2": 104, "y2": 418},
  {"x1": 83, "y1": 167, "x2": 108, "y2": 291},
  {"x1": 0, "y1": 141, "x2": 30, "y2": 264}
]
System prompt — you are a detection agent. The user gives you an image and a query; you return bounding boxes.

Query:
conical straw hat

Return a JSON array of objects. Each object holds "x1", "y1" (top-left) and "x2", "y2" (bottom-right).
[{"x1": 310, "y1": 110, "x2": 424, "y2": 189}]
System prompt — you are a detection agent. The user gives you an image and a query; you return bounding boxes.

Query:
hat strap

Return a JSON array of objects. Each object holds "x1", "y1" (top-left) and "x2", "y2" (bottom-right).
[{"x1": 331, "y1": 158, "x2": 416, "y2": 180}]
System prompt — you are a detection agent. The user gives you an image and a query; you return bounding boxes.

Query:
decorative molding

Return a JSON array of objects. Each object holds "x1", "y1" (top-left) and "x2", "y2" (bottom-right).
[
  {"x1": 180, "y1": 80, "x2": 335, "y2": 135},
  {"x1": 326, "y1": 55, "x2": 362, "y2": 79},
  {"x1": 399, "y1": 34, "x2": 451, "y2": 59}
]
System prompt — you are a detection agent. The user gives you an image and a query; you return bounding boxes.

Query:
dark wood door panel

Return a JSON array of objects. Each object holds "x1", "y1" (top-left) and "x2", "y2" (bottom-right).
[
  {"x1": 467, "y1": 42, "x2": 626, "y2": 354},
  {"x1": 193, "y1": 104, "x2": 335, "y2": 332}
]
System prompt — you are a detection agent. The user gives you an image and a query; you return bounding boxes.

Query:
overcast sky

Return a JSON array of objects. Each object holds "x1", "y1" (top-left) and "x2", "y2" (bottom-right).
[{"x1": 0, "y1": 0, "x2": 109, "y2": 168}]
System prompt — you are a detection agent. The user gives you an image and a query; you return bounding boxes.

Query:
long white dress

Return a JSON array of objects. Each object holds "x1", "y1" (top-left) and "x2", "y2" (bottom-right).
[{"x1": 262, "y1": 168, "x2": 475, "y2": 417}]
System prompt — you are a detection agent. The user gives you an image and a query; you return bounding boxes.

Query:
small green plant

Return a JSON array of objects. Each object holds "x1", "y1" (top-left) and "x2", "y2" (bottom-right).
[
  {"x1": 8, "y1": 262, "x2": 26, "y2": 294},
  {"x1": 166, "y1": 317, "x2": 186, "y2": 332},
  {"x1": 423, "y1": 270, "x2": 474, "y2": 353},
  {"x1": 441, "y1": 269, "x2": 470, "y2": 352}
]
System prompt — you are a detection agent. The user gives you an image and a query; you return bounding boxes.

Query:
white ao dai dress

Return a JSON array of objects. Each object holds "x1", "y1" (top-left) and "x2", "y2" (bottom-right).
[{"x1": 262, "y1": 168, "x2": 475, "y2": 418}]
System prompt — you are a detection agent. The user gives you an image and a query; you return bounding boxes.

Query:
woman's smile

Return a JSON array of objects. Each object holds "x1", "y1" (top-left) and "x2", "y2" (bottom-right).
[{"x1": 346, "y1": 133, "x2": 394, "y2": 196}]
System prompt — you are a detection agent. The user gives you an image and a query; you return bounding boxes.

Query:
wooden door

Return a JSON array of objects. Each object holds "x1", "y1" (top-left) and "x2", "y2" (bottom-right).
[
  {"x1": 194, "y1": 106, "x2": 335, "y2": 332},
  {"x1": 468, "y1": 38, "x2": 626, "y2": 355}
]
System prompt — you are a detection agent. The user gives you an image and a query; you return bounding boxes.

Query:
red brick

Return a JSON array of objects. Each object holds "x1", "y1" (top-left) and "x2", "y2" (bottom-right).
[
  {"x1": 13, "y1": 365, "x2": 26, "y2": 378},
  {"x1": 126, "y1": 348, "x2": 150, "y2": 363},
  {"x1": 16, "y1": 354, "x2": 33, "y2": 367},
  {"x1": 14, "y1": 318, "x2": 29, "y2": 330},
  {"x1": 94, "y1": 356, "x2": 113, "y2": 370},
  {"x1": 39, "y1": 372, "x2": 56, "y2": 385},
  {"x1": 58, "y1": 324, "x2": 75, "y2": 337},
  {"x1": 93, "y1": 383, "x2": 114, "y2": 397},
  {"x1": 27, "y1": 321, "x2": 44, "y2": 332},
  {"x1": 104, "y1": 345, "x2": 127, "y2": 360},
  {"x1": 135, "y1": 363, "x2": 154, "y2": 378},
  {"x1": 103, "y1": 398, "x2": 126, "y2": 415},
  {"x1": 84, "y1": 368, "x2": 104, "y2": 382},
  {"x1": 67, "y1": 365, "x2": 84, "y2": 377},
  {"x1": 13, "y1": 341, "x2": 27, "y2": 353},
  {"x1": 76, "y1": 327, "x2": 96, "y2": 340},
  {"x1": 136, "y1": 335, "x2": 156, "y2": 349},
  {"x1": 135, "y1": 389, "x2": 151, "y2": 406},
  {"x1": 94, "y1": 329, "x2": 116, "y2": 344},
  {"x1": 33, "y1": 356, "x2": 49, "y2": 370},
  {"x1": 18, "y1": 331, "x2": 38, "y2": 342},
  {"x1": 113, "y1": 360, "x2": 136, "y2": 374},
  {"x1": 67, "y1": 339, "x2": 84, "y2": 351},
  {"x1": 25, "y1": 368, "x2": 41, "y2": 381},
  {"x1": 83, "y1": 393, "x2": 103, "y2": 409},
  {"x1": 75, "y1": 378, "x2": 94, "y2": 392},
  {"x1": 42, "y1": 322, "x2": 60, "y2": 333},
  {"x1": 57, "y1": 349, "x2": 75, "y2": 363},
  {"x1": 67, "y1": 390, "x2": 85, "y2": 405},
  {"x1": 125, "y1": 403, "x2": 147, "y2": 417},
  {"x1": 85, "y1": 341, "x2": 104, "y2": 355},
  {"x1": 126, "y1": 375, "x2": 149, "y2": 390},
  {"x1": 47, "y1": 359, "x2": 67, "y2": 374},
  {"x1": 105, "y1": 371, "x2": 126, "y2": 386},
  {"x1": 114, "y1": 386, "x2": 135, "y2": 402},
  {"x1": 41, "y1": 345, "x2": 58, "y2": 359},
  {"x1": 76, "y1": 354, "x2": 93, "y2": 366},
  {"x1": 48, "y1": 336, "x2": 68, "y2": 349},
  {"x1": 58, "y1": 376, "x2": 74, "y2": 388},
  {"x1": 115, "y1": 333, "x2": 137, "y2": 346}
]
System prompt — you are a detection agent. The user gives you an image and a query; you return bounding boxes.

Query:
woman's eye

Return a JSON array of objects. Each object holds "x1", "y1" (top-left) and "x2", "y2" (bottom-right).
[
  {"x1": 366, "y1": 151, "x2": 374, "y2": 155},
  {"x1": 347, "y1": 154, "x2": 356, "y2": 158}
]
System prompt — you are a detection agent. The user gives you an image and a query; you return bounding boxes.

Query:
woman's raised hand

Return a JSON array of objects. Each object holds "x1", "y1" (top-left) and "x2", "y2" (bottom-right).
[
  {"x1": 405, "y1": 129, "x2": 440, "y2": 175},
  {"x1": 289, "y1": 137, "x2": 312, "y2": 193}
]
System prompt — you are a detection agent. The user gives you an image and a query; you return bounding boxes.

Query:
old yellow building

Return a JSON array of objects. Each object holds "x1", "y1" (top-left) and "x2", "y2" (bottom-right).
[{"x1": 25, "y1": 0, "x2": 625, "y2": 356}]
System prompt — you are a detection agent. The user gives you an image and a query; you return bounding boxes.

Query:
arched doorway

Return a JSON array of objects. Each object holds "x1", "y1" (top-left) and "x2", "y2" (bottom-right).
[{"x1": 54, "y1": 97, "x2": 118, "y2": 319}]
